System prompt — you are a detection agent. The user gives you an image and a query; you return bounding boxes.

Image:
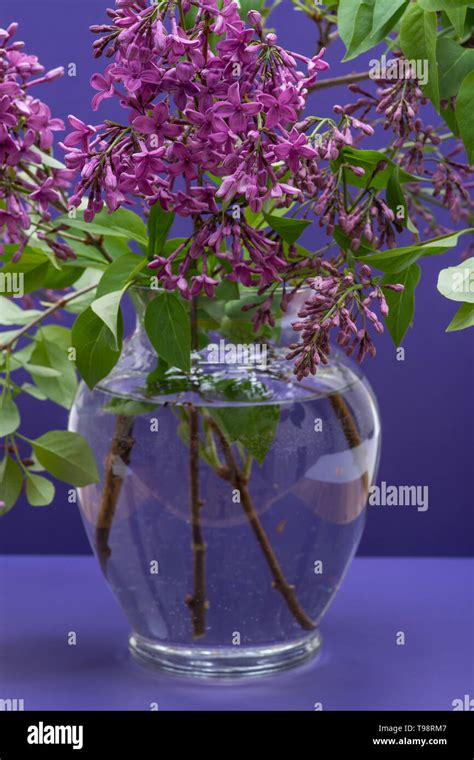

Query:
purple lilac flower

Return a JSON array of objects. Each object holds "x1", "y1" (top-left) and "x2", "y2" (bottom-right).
[
  {"x1": 287, "y1": 264, "x2": 402, "y2": 380},
  {"x1": 0, "y1": 23, "x2": 72, "y2": 258},
  {"x1": 65, "y1": 0, "x2": 331, "y2": 299},
  {"x1": 64, "y1": 1, "x2": 407, "y2": 378},
  {"x1": 340, "y1": 67, "x2": 473, "y2": 237}
]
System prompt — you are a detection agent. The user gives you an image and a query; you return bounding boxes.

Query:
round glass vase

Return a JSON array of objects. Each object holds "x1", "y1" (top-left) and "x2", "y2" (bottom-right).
[{"x1": 68, "y1": 288, "x2": 381, "y2": 679}]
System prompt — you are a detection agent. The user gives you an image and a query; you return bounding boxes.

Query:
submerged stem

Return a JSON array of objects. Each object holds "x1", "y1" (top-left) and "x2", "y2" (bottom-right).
[
  {"x1": 96, "y1": 415, "x2": 135, "y2": 576},
  {"x1": 328, "y1": 393, "x2": 369, "y2": 499},
  {"x1": 207, "y1": 417, "x2": 316, "y2": 632},
  {"x1": 186, "y1": 292, "x2": 208, "y2": 638},
  {"x1": 186, "y1": 404, "x2": 208, "y2": 638}
]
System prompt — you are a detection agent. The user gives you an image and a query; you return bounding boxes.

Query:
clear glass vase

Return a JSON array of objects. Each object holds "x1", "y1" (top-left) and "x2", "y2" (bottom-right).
[{"x1": 69, "y1": 289, "x2": 381, "y2": 678}]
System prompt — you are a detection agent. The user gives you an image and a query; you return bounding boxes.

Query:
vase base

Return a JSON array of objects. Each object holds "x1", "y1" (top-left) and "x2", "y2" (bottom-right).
[{"x1": 129, "y1": 631, "x2": 322, "y2": 679}]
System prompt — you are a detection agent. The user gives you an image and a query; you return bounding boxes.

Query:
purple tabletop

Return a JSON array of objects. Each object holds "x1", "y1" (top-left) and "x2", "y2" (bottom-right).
[{"x1": 0, "y1": 556, "x2": 472, "y2": 711}]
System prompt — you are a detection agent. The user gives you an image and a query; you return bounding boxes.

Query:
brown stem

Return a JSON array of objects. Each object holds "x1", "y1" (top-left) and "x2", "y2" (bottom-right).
[
  {"x1": 186, "y1": 404, "x2": 208, "y2": 638},
  {"x1": 329, "y1": 393, "x2": 369, "y2": 498},
  {"x1": 84, "y1": 232, "x2": 114, "y2": 263},
  {"x1": 309, "y1": 71, "x2": 371, "y2": 93},
  {"x1": 185, "y1": 290, "x2": 208, "y2": 638},
  {"x1": 207, "y1": 417, "x2": 316, "y2": 632},
  {"x1": 314, "y1": 16, "x2": 335, "y2": 54},
  {"x1": 96, "y1": 415, "x2": 135, "y2": 576}
]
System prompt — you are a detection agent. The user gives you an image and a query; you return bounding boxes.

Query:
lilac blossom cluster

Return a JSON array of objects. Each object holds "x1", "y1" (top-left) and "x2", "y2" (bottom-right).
[
  {"x1": 291, "y1": 113, "x2": 380, "y2": 247},
  {"x1": 340, "y1": 74, "x2": 474, "y2": 240},
  {"x1": 0, "y1": 23, "x2": 72, "y2": 259},
  {"x1": 287, "y1": 263, "x2": 402, "y2": 381},
  {"x1": 64, "y1": 0, "x2": 331, "y2": 295},
  {"x1": 64, "y1": 0, "x2": 413, "y2": 380}
]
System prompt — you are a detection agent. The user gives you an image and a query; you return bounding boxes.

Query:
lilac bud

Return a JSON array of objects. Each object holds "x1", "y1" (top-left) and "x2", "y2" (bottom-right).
[
  {"x1": 248, "y1": 10, "x2": 263, "y2": 35},
  {"x1": 349, "y1": 165, "x2": 365, "y2": 177}
]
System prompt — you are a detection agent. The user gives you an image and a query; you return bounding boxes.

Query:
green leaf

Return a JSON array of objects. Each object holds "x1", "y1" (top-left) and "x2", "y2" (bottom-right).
[
  {"x1": 65, "y1": 232, "x2": 132, "y2": 265},
  {"x1": 95, "y1": 253, "x2": 145, "y2": 298},
  {"x1": 372, "y1": 0, "x2": 409, "y2": 32},
  {"x1": 0, "y1": 456, "x2": 23, "y2": 515},
  {"x1": 63, "y1": 269, "x2": 101, "y2": 315},
  {"x1": 0, "y1": 298, "x2": 42, "y2": 326},
  {"x1": 0, "y1": 330, "x2": 20, "y2": 349},
  {"x1": 51, "y1": 216, "x2": 147, "y2": 247},
  {"x1": 32, "y1": 430, "x2": 99, "y2": 487},
  {"x1": 29, "y1": 327, "x2": 78, "y2": 410},
  {"x1": 456, "y1": 70, "x2": 474, "y2": 165},
  {"x1": 25, "y1": 473, "x2": 55, "y2": 507},
  {"x1": 446, "y1": 301, "x2": 474, "y2": 331},
  {"x1": 0, "y1": 244, "x2": 20, "y2": 261},
  {"x1": 332, "y1": 146, "x2": 420, "y2": 190},
  {"x1": 437, "y1": 38, "x2": 474, "y2": 101},
  {"x1": 18, "y1": 364, "x2": 62, "y2": 378},
  {"x1": 0, "y1": 250, "x2": 51, "y2": 296},
  {"x1": 339, "y1": 0, "x2": 409, "y2": 61},
  {"x1": 71, "y1": 307, "x2": 123, "y2": 389},
  {"x1": 92, "y1": 207, "x2": 147, "y2": 244},
  {"x1": 21, "y1": 383, "x2": 47, "y2": 401},
  {"x1": 0, "y1": 393, "x2": 20, "y2": 437},
  {"x1": 147, "y1": 203, "x2": 175, "y2": 259},
  {"x1": 90, "y1": 290, "x2": 126, "y2": 347},
  {"x1": 44, "y1": 267, "x2": 85, "y2": 292},
  {"x1": 418, "y1": 0, "x2": 473, "y2": 10},
  {"x1": 262, "y1": 213, "x2": 311, "y2": 245},
  {"x1": 445, "y1": 6, "x2": 468, "y2": 38},
  {"x1": 437, "y1": 257, "x2": 474, "y2": 303},
  {"x1": 59, "y1": 238, "x2": 108, "y2": 269},
  {"x1": 400, "y1": 5, "x2": 439, "y2": 109},
  {"x1": 90, "y1": 253, "x2": 145, "y2": 344},
  {"x1": 440, "y1": 102, "x2": 459, "y2": 136},
  {"x1": 381, "y1": 265, "x2": 421, "y2": 346},
  {"x1": 357, "y1": 230, "x2": 474, "y2": 273},
  {"x1": 144, "y1": 292, "x2": 191, "y2": 373},
  {"x1": 215, "y1": 280, "x2": 240, "y2": 301},
  {"x1": 39, "y1": 325, "x2": 74, "y2": 347},
  {"x1": 209, "y1": 404, "x2": 280, "y2": 465}
]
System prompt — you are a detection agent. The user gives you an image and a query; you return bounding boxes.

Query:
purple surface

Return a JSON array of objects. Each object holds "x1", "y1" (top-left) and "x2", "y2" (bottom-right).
[
  {"x1": 1, "y1": 0, "x2": 473, "y2": 557},
  {"x1": 0, "y1": 556, "x2": 472, "y2": 710}
]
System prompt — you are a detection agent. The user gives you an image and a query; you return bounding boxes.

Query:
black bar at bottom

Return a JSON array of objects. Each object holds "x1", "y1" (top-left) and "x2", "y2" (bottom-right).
[{"x1": 0, "y1": 710, "x2": 472, "y2": 756}]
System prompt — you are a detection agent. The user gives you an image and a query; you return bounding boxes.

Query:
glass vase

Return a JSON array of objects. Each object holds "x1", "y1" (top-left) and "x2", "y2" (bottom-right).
[{"x1": 69, "y1": 289, "x2": 381, "y2": 678}]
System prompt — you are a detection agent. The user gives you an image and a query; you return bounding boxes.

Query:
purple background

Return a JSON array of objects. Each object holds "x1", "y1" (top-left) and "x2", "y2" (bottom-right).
[
  {"x1": 1, "y1": 555, "x2": 472, "y2": 709},
  {"x1": 1, "y1": 0, "x2": 473, "y2": 557}
]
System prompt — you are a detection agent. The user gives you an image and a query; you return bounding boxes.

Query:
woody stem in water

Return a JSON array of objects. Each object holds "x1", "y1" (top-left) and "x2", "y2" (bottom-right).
[{"x1": 185, "y1": 296, "x2": 208, "y2": 638}]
